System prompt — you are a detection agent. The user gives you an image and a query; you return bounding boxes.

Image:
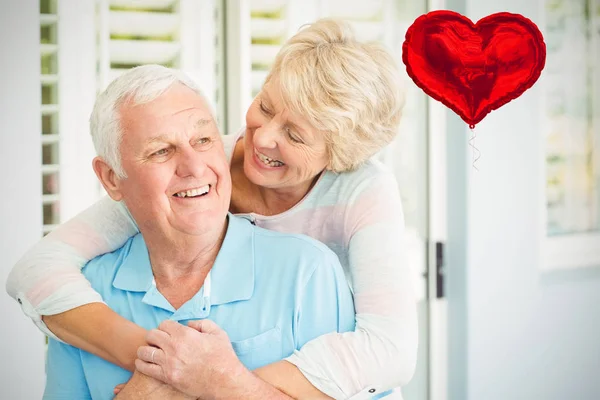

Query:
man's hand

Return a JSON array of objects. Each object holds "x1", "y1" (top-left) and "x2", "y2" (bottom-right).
[
  {"x1": 135, "y1": 319, "x2": 255, "y2": 399},
  {"x1": 113, "y1": 370, "x2": 195, "y2": 400}
]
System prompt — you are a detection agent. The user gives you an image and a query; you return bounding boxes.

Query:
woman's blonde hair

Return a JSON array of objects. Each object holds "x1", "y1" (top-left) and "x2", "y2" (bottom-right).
[{"x1": 264, "y1": 18, "x2": 405, "y2": 172}]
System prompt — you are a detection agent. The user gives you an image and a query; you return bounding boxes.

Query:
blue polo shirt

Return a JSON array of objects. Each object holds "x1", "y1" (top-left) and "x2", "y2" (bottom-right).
[{"x1": 43, "y1": 214, "x2": 355, "y2": 400}]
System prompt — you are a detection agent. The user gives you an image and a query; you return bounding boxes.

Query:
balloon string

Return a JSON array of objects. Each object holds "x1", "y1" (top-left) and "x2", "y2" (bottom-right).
[{"x1": 469, "y1": 128, "x2": 480, "y2": 171}]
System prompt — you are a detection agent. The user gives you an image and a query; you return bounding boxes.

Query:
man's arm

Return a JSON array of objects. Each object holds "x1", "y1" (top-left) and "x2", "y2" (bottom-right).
[{"x1": 43, "y1": 339, "x2": 92, "y2": 400}]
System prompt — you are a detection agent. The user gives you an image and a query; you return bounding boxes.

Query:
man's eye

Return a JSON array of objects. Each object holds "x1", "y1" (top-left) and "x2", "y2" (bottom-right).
[
  {"x1": 196, "y1": 137, "x2": 211, "y2": 145},
  {"x1": 152, "y1": 148, "x2": 170, "y2": 156}
]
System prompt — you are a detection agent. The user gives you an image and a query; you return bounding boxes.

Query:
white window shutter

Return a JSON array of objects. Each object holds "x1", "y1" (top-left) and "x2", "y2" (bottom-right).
[
  {"x1": 97, "y1": 0, "x2": 220, "y2": 107},
  {"x1": 97, "y1": 0, "x2": 224, "y2": 134},
  {"x1": 214, "y1": 1, "x2": 228, "y2": 134},
  {"x1": 320, "y1": 0, "x2": 390, "y2": 43},
  {"x1": 98, "y1": 0, "x2": 182, "y2": 89},
  {"x1": 40, "y1": 0, "x2": 60, "y2": 235},
  {"x1": 179, "y1": 0, "x2": 220, "y2": 120},
  {"x1": 224, "y1": 0, "x2": 252, "y2": 134},
  {"x1": 224, "y1": 0, "x2": 318, "y2": 134},
  {"x1": 249, "y1": 0, "x2": 288, "y2": 98}
]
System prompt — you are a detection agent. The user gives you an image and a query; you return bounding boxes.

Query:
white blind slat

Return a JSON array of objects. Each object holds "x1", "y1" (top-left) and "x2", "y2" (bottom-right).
[
  {"x1": 40, "y1": 14, "x2": 58, "y2": 26},
  {"x1": 42, "y1": 165, "x2": 61, "y2": 174},
  {"x1": 40, "y1": 74, "x2": 58, "y2": 85},
  {"x1": 109, "y1": 40, "x2": 180, "y2": 65},
  {"x1": 326, "y1": 0, "x2": 384, "y2": 20},
  {"x1": 109, "y1": 0, "x2": 177, "y2": 10},
  {"x1": 250, "y1": 0, "x2": 287, "y2": 15},
  {"x1": 40, "y1": 44, "x2": 58, "y2": 56},
  {"x1": 109, "y1": 10, "x2": 180, "y2": 37},
  {"x1": 251, "y1": 17, "x2": 286, "y2": 39},
  {"x1": 41, "y1": 104, "x2": 60, "y2": 115},
  {"x1": 42, "y1": 134, "x2": 60, "y2": 144},
  {"x1": 42, "y1": 194, "x2": 60, "y2": 205}
]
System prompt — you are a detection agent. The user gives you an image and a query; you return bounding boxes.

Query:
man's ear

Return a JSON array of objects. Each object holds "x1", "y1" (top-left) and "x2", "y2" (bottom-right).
[{"x1": 92, "y1": 157, "x2": 124, "y2": 201}]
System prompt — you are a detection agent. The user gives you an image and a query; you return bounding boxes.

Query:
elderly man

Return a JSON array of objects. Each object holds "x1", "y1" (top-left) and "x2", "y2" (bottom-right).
[{"x1": 42, "y1": 65, "x2": 354, "y2": 400}]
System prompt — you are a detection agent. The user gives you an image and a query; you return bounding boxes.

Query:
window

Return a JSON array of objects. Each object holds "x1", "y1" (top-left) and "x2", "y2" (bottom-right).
[
  {"x1": 542, "y1": 0, "x2": 600, "y2": 269},
  {"x1": 37, "y1": 1, "x2": 224, "y2": 224},
  {"x1": 97, "y1": 0, "x2": 222, "y2": 121}
]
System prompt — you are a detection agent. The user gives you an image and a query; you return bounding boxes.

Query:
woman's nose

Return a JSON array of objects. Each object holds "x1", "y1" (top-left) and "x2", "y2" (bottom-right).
[{"x1": 253, "y1": 121, "x2": 280, "y2": 149}]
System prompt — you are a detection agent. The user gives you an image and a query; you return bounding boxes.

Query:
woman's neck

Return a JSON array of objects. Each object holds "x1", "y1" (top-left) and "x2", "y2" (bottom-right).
[{"x1": 255, "y1": 179, "x2": 315, "y2": 215}]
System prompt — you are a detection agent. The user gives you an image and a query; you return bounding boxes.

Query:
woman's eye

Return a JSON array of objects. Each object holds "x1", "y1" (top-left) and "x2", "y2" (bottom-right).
[
  {"x1": 286, "y1": 128, "x2": 303, "y2": 144},
  {"x1": 259, "y1": 101, "x2": 272, "y2": 116}
]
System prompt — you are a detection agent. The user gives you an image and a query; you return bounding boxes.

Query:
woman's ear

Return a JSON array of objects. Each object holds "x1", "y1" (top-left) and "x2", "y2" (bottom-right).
[{"x1": 92, "y1": 157, "x2": 124, "y2": 201}]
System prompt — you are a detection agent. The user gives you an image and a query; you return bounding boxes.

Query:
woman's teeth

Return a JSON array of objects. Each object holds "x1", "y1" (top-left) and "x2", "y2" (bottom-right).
[
  {"x1": 175, "y1": 185, "x2": 210, "y2": 198},
  {"x1": 256, "y1": 150, "x2": 284, "y2": 167}
]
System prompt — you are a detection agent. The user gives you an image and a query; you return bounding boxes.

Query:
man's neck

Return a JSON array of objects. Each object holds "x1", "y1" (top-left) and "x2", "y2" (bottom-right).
[{"x1": 141, "y1": 220, "x2": 228, "y2": 309}]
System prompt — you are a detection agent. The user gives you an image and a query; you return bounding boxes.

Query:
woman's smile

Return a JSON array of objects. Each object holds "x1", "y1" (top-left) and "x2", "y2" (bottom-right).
[{"x1": 253, "y1": 147, "x2": 286, "y2": 169}]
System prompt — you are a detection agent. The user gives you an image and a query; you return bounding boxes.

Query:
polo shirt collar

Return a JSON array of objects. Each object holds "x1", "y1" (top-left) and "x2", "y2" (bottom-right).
[
  {"x1": 112, "y1": 234, "x2": 153, "y2": 292},
  {"x1": 112, "y1": 214, "x2": 255, "y2": 306},
  {"x1": 209, "y1": 214, "x2": 255, "y2": 305}
]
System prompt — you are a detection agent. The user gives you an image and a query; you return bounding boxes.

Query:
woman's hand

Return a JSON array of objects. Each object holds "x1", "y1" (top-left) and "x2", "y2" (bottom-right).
[{"x1": 135, "y1": 319, "x2": 250, "y2": 399}]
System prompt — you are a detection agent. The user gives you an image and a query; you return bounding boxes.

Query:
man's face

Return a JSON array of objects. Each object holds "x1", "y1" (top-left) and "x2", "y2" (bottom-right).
[{"x1": 115, "y1": 84, "x2": 231, "y2": 238}]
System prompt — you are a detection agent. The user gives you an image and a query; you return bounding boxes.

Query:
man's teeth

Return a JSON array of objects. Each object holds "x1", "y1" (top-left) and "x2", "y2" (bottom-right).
[
  {"x1": 256, "y1": 151, "x2": 284, "y2": 167},
  {"x1": 175, "y1": 185, "x2": 210, "y2": 198}
]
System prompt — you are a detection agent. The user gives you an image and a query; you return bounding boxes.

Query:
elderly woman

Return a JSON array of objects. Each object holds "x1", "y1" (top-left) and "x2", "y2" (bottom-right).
[{"x1": 7, "y1": 19, "x2": 417, "y2": 399}]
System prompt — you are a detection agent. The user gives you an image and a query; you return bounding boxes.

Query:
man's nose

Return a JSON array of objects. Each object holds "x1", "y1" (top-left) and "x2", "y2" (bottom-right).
[{"x1": 175, "y1": 147, "x2": 206, "y2": 178}]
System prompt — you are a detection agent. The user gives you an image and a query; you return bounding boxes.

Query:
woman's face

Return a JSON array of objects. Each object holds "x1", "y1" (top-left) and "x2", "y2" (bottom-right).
[{"x1": 243, "y1": 82, "x2": 329, "y2": 191}]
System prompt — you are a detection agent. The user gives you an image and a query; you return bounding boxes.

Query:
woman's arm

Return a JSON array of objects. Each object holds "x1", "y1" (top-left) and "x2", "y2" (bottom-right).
[
  {"x1": 133, "y1": 320, "x2": 327, "y2": 400},
  {"x1": 44, "y1": 303, "x2": 146, "y2": 371},
  {"x1": 283, "y1": 170, "x2": 419, "y2": 398},
  {"x1": 5, "y1": 196, "x2": 142, "y2": 368},
  {"x1": 254, "y1": 360, "x2": 332, "y2": 399}
]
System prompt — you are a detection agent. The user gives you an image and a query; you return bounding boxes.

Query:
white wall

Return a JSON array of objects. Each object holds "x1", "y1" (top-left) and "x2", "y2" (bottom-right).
[
  {"x1": 446, "y1": 1, "x2": 600, "y2": 399},
  {"x1": 0, "y1": 1, "x2": 47, "y2": 398}
]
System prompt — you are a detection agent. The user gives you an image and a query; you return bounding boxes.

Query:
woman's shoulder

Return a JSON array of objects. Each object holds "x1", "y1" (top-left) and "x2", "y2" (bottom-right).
[
  {"x1": 308, "y1": 157, "x2": 401, "y2": 212},
  {"x1": 326, "y1": 157, "x2": 397, "y2": 193},
  {"x1": 221, "y1": 127, "x2": 245, "y2": 160}
]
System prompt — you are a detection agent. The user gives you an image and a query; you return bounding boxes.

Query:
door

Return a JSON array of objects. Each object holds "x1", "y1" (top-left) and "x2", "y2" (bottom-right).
[{"x1": 377, "y1": 0, "x2": 447, "y2": 399}]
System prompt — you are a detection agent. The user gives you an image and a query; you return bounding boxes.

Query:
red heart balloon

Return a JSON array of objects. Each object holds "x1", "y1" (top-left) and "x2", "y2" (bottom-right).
[{"x1": 402, "y1": 10, "x2": 546, "y2": 128}]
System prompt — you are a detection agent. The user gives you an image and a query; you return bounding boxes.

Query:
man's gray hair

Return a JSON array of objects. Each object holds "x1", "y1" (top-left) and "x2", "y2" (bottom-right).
[{"x1": 89, "y1": 64, "x2": 213, "y2": 178}]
